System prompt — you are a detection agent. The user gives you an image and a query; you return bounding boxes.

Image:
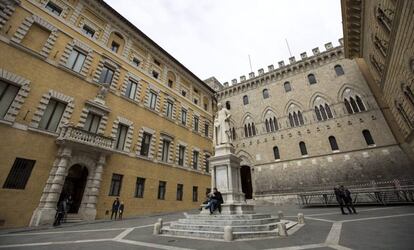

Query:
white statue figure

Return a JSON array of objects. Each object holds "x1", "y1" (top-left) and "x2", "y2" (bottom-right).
[{"x1": 214, "y1": 103, "x2": 232, "y2": 146}]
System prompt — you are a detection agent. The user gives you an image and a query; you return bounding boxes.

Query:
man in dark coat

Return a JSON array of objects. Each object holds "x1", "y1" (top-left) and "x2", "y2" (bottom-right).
[
  {"x1": 334, "y1": 186, "x2": 347, "y2": 215},
  {"x1": 118, "y1": 202, "x2": 124, "y2": 220},
  {"x1": 210, "y1": 188, "x2": 224, "y2": 214},
  {"x1": 111, "y1": 198, "x2": 120, "y2": 220},
  {"x1": 341, "y1": 185, "x2": 357, "y2": 214},
  {"x1": 53, "y1": 201, "x2": 65, "y2": 226}
]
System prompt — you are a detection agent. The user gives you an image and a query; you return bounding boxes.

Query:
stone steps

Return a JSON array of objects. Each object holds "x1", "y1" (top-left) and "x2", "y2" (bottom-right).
[
  {"x1": 169, "y1": 221, "x2": 279, "y2": 232},
  {"x1": 185, "y1": 213, "x2": 271, "y2": 220},
  {"x1": 177, "y1": 217, "x2": 279, "y2": 226},
  {"x1": 161, "y1": 227, "x2": 279, "y2": 240}
]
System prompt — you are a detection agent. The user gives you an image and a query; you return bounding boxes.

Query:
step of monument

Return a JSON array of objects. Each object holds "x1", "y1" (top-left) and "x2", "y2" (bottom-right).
[
  {"x1": 161, "y1": 227, "x2": 279, "y2": 240},
  {"x1": 185, "y1": 213, "x2": 271, "y2": 220},
  {"x1": 177, "y1": 217, "x2": 279, "y2": 226},
  {"x1": 170, "y1": 222, "x2": 279, "y2": 232}
]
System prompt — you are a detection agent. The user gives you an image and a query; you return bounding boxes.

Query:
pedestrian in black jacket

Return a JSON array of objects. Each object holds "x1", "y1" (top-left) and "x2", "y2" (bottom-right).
[
  {"x1": 210, "y1": 188, "x2": 224, "y2": 214},
  {"x1": 334, "y1": 186, "x2": 347, "y2": 215},
  {"x1": 111, "y1": 198, "x2": 120, "y2": 220},
  {"x1": 341, "y1": 185, "x2": 357, "y2": 214},
  {"x1": 118, "y1": 202, "x2": 124, "y2": 220}
]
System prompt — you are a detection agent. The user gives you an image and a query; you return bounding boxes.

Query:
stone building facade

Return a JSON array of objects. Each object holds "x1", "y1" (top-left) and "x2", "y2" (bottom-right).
[
  {"x1": 0, "y1": 0, "x2": 214, "y2": 228},
  {"x1": 215, "y1": 41, "x2": 414, "y2": 203},
  {"x1": 341, "y1": 0, "x2": 414, "y2": 158}
]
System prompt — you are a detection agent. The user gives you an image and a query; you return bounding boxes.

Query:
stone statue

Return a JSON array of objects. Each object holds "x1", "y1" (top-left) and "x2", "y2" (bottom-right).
[
  {"x1": 214, "y1": 103, "x2": 232, "y2": 146},
  {"x1": 96, "y1": 84, "x2": 109, "y2": 100}
]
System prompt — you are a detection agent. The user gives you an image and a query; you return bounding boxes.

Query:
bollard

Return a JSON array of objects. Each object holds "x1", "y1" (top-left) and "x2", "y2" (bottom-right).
[
  {"x1": 277, "y1": 222, "x2": 288, "y2": 237},
  {"x1": 153, "y1": 222, "x2": 161, "y2": 235},
  {"x1": 223, "y1": 226, "x2": 233, "y2": 241},
  {"x1": 277, "y1": 210, "x2": 284, "y2": 220},
  {"x1": 158, "y1": 218, "x2": 163, "y2": 228},
  {"x1": 297, "y1": 213, "x2": 305, "y2": 224}
]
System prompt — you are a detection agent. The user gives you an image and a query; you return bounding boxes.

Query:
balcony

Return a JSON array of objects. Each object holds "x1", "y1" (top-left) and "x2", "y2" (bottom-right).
[{"x1": 57, "y1": 125, "x2": 114, "y2": 152}]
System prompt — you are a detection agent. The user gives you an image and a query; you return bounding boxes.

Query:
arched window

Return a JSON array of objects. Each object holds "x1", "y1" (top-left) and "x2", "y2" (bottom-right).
[
  {"x1": 248, "y1": 124, "x2": 252, "y2": 137},
  {"x1": 225, "y1": 101, "x2": 231, "y2": 110},
  {"x1": 273, "y1": 117, "x2": 279, "y2": 130},
  {"x1": 298, "y1": 111, "x2": 304, "y2": 125},
  {"x1": 308, "y1": 74, "x2": 317, "y2": 84},
  {"x1": 334, "y1": 65, "x2": 344, "y2": 76},
  {"x1": 362, "y1": 130, "x2": 375, "y2": 146},
  {"x1": 404, "y1": 86, "x2": 414, "y2": 106},
  {"x1": 315, "y1": 106, "x2": 322, "y2": 121},
  {"x1": 325, "y1": 104, "x2": 333, "y2": 118},
  {"x1": 273, "y1": 146, "x2": 280, "y2": 160},
  {"x1": 356, "y1": 96, "x2": 366, "y2": 111},
  {"x1": 265, "y1": 119, "x2": 270, "y2": 133},
  {"x1": 288, "y1": 113, "x2": 294, "y2": 127},
  {"x1": 243, "y1": 95, "x2": 249, "y2": 105},
  {"x1": 232, "y1": 127, "x2": 236, "y2": 139},
  {"x1": 244, "y1": 125, "x2": 248, "y2": 137},
  {"x1": 252, "y1": 123, "x2": 256, "y2": 136},
  {"x1": 284, "y1": 81, "x2": 292, "y2": 92},
  {"x1": 344, "y1": 99, "x2": 353, "y2": 114},
  {"x1": 293, "y1": 112, "x2": 299, "y2": 126},
  {"x1": 396, "y1": 102, "x2": 414, "y2": 129},
  {"x1": 299, "y1": 141, "x2": 308, "y2": 156},
  {"x1": 320, "y1": 105, "x2": 327, "y2": 120},
  {"x1": 262, "y1": 89, "x2": 269, "y2": 99},
  {"x1": 329, "y1": 136, "x2": 339, "y2": 151},
  {"x1": 350, "y1": 97, "x2": 360, "y2": 112}
]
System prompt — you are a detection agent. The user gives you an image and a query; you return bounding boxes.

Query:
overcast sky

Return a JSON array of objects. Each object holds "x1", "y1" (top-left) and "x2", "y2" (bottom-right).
[{"x1": 105, "y1": 0, "x2": 343, "y2": 84}]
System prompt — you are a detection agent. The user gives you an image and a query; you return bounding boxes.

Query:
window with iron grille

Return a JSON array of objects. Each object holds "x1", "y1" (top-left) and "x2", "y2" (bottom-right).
[
  {"x1": 45, "y1": 1, "x2": 62, "y2": 16},
  {"x1": 3, "y1": 158, "x2": 36, "y2": 189}
]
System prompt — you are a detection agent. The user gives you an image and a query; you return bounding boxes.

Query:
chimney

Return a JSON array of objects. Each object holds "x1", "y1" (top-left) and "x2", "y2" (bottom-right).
[
  {"x1": 268, "y1": 65, "x2": 274, "y2": 71},
  {"x1": 324, "y1": 42, "x2": 333, "y2": 50},
  {"x1": 231, "y1": 79, "x2": 237, "y2": 85},
  {"x1": 223, "y1": 82, "x2": 229, "y2": 87},
  {"x1": 249, "y1": 72, "x2": 255, "y2": 78},
  {"x1": 278, "y1": 60, "x2": 285, "y2": 68},
  {"x1": 312, "y1": 47, "x2": 320, "y2": 55},
  {"x1": 300, "y1": 52, "x2": 307, "y2": 59},
  {"x1": 258, "y1": 68, "x2": 264, "y2": 75},
  {"x1": 240, "y1": 75, "x2": 246, "y2": 82},
  {"x1": 289, "y1": 56, "x2": 296, "y2": 64}
]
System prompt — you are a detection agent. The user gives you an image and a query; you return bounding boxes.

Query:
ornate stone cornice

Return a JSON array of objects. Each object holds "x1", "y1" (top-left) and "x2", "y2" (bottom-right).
[{"x1": 341, "y1": 0, "x2": 364, "y2": 58}]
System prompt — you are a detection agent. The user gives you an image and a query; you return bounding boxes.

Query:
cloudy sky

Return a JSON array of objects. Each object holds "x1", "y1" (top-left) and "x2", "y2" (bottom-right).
[{"x1": 105, "y1": 0, "x2": 343, "y2": 84}]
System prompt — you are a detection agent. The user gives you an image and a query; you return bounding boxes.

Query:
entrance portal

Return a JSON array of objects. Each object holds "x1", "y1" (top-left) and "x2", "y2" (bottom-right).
[
  {"x1": 240, "y1": 165, "x2": 253, "y2": 199},
  {"x1": 59, "y1": 164, "x2": 88, "y2": 213}
]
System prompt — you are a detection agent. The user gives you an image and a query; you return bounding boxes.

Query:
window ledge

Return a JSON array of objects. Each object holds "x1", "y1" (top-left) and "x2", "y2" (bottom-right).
[
  {"x1": 367, "y1": 144, "x2": 377, "y2": 148},
  {"x1": 57, "y1": 65, "x2": 86, "y2": 80},
  {"x1": 28, "y1": 126, "x2": 59, "y2": 137},
  {"x1": 0, "y1": 119, "x2": 13, "y2": 126},
  {"x1": 119, "y1": 95, "x2": 140, "y2": 106}
]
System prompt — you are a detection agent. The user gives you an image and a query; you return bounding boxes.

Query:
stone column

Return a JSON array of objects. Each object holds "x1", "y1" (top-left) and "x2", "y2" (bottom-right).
[
  {"x1": 80, "y1": 154, "x2": 106, "y2": 221},
  {"x1": 29, "y1": 147, "x2": 72, "y2": 226}
]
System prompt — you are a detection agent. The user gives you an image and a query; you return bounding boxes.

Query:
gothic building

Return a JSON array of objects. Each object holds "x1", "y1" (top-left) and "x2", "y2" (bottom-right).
[{"x1": 214, "y1": 40, "x2": 413, "y2": 203}]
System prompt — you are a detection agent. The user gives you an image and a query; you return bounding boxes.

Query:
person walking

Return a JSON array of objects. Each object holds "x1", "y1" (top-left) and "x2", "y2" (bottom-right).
[
  {"x1": 53, "y1": 201, "x2": 65, "y2": 226},
  {"x1": 111, "y1": 198, "x2": 120, "y2": 220},
  {"x1": 118, "y1": 202, "x2": 124, "y2": 220},
  {"x1": 334, "y1": 186, "x2": 347, "y2": 215},
  {"x1": 342, "y1": 185, "x2": 357, "y2": 214}
]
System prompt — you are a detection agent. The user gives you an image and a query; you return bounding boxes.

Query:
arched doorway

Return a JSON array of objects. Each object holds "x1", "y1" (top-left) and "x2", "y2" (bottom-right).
[
  {"x1": 59, "y1": 164, "x2": 88, "y2": 213},
  {"x1": 240, "y1": 165, "x2": 253, "y2": 199}
]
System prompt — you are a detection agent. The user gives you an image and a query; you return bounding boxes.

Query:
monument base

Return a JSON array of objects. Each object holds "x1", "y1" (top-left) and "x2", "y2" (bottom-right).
[{"x1": 220, "y1": 203, "x2": 255, "y2": 214}]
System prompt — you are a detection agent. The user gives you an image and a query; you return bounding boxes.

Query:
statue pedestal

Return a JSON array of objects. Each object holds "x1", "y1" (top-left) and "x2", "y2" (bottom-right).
[{"x1": 210, "y1": 144, "x2": 254, "y2": 214}]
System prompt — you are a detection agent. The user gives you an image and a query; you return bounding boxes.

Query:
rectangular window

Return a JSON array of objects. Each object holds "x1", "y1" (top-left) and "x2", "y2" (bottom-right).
[
  {"x1": 109, "y1": 173, "x2": 123, "y2": 196},
  {"x1": 204, "y1": 123, "x2": 209, "y2": 137},
  {"x1": 45, "y1": 1, "x2": 62, "y2": 16},
  {"x1": 194, "y1": 116, "x2": 199, "y2": 132},
  {"x1": 181, "y1": 90, "x2": 186, "y2": 97},
  {"x1": 176, "y1": 184, "x2": 183, "y2": 201},
  {"x1": 166, "y1": 101, "x2": 173, "y2": 118},
  {"x1": 193, "y1": 98, "x2": 198, "y2": 105},
  {"x1": 168, "y1": 80, "x2": 173, "y2": 88},
  {"x1": 84, "y1": 113, "x2": 101, "y2": 134},
  {"x1": 38, "y1": 99, "x2": 66, "y2": 132},
  {"x1": 3, "y1": 158, "x2": 36, "y2": 189},
  {"x1": 178, "y1": 145, "x2": 185, "y2": 166},
  {"x1": 192, "y1": 151, "x2": 199, "y2": 170},
  {"x1": 82, "y1": 25, "x2": 95, "y2": 38},
  {"x1": 161, "y1": 140, "x2": 170, "y2": 162},
  {"x1": 66, "y1": 49, "x2": 86, "y2": 73},
  {"x1": 149, "y1": 91, "x2": 157, "y2": 110},
  {"x1": 99, "y1": 66, "x2": 114, "y2": 85},
  {"x1": 158, "y1": 181, "x2": 166, "y2": 200},
  {"x1": 140, "y1": 132, "x2": 152, "y2": 156},
  {"x1": 135, "y1": 177, "x2": 145, "y2": 198},
  {"x1": 111, "y1": 41, "x2": 120, "y2": 53},
  {"x1": 204, "y1": 103, "x2": 208, "y2": 111},
  {"x1": 181, "y1": 109, "x2": 187, "y2": 125},
  {"x1": 152, "y1": 71, "x2": 159, "y2": 79},
  {"x1": 125, "y1": 80, "x2": 138, "y2": 100},
  {"x1": 205, "y1": 155, "x2": 210, "y2": 173},
  {"x1": 115, "y1": 124, "x2": 128, "y2": 151},
  {"x1": 0, "y1": 80, "x2": 19, "y2": 118},
  {"x1": 192, "y1": 186, "x2": 198, "y2": 202},
  {"x1": 132, "y1": 58, "x2": 140, "y2": 67},
  {"x1": 154, "y1": 59, "x2": 161, "y2": 66}
]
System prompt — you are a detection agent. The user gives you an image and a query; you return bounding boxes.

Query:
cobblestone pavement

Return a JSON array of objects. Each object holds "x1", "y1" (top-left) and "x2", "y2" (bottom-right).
[{"x1": 0, "y1": 204, "x2": 413, "y2": 250}]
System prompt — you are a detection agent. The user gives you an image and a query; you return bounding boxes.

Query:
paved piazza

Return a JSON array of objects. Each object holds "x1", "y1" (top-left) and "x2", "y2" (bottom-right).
[{"x1": 0, "y1": 204, "x2": 413, "y2": 250}]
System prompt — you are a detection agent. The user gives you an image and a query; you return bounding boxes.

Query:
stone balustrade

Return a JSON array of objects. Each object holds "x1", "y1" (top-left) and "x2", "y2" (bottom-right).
[{"x1": 57, "y1": 125, "x2": 114, "y2": 151}]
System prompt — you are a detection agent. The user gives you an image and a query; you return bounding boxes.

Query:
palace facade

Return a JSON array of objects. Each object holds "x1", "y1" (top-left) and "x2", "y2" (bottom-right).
[
  {"x1": 214, "y1": 40, "x2": 413, "y2": 203},
  {"x1": 0, "y1": 0, "x2": 214, "y2": 228}
]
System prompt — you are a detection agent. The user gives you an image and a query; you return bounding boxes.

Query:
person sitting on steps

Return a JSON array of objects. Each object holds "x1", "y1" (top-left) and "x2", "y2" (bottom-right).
[{"x1": 209, "y1": 188, "x2": 223, "y2": 215}]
